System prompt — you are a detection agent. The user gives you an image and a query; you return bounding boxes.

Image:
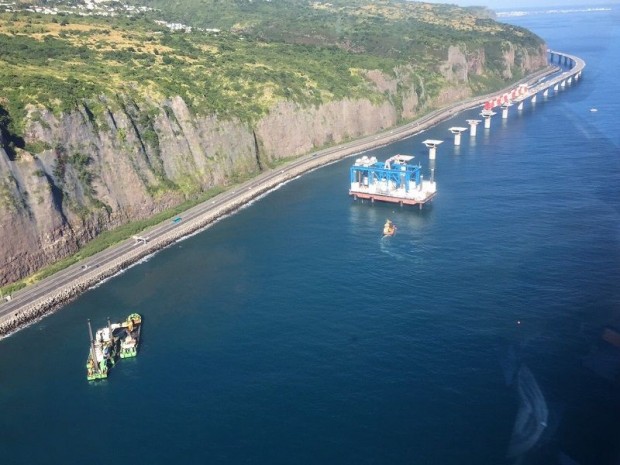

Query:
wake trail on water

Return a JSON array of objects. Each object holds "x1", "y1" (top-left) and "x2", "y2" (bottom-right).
[
  {"x1": 379, "y1": 236, "x2": 406, "y2": 261},
  {"x1": 378, "y1": 235, "x2": 425, "y2": 265}
]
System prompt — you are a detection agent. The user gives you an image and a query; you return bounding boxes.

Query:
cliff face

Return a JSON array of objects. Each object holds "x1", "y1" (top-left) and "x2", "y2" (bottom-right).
[
  {"x1": 0, "y1": 43, "x2": 547, "y2": 285},
  {"x1": 500, "y1": 43, "x2": 548, "y2": 79}
]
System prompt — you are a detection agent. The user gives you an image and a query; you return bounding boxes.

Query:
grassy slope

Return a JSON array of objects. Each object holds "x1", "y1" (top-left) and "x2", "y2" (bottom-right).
[
  {"x1": 0, "y1": 0, "x2": 543, "y2": 135},
  {"x1": 0, "y1": 11, "x2": 398, "y2": 133}
]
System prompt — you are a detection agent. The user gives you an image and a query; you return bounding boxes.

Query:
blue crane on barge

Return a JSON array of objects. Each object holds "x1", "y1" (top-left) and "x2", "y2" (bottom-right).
[{"x1": 349, "y1": 155, "x2": 436, "y2": 208}]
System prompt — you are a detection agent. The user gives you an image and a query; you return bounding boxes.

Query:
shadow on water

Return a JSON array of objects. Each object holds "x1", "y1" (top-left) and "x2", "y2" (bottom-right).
[
  {"x1": 500, "y1": 341, "x2": 568, "y2": 465},
  {"x1": 507, "y1": 365, "x2": 549, "y2": 460},
  {"x1": 500, "y1": 319, "x2": 620, "y2": 465},
  {"x1": 500, "y1": 342, "x2": 551, "y2": 462},
  {"x1": 558, "y1": 451, "x2": 582, "y2": 465}
]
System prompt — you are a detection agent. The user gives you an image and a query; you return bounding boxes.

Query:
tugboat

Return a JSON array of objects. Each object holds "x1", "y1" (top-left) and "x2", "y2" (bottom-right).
[
  {"x1": 119, "y1": 313, "x2": 142, "y2": 359},
  {"x1": 383, "y1": 219, "x2": 397, "y2": 237}
]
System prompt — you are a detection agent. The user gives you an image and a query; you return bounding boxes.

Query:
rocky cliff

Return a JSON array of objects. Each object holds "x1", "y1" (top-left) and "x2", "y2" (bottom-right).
[{"x1": 0, "y1": 42, "x2": 547, "y2": 285}]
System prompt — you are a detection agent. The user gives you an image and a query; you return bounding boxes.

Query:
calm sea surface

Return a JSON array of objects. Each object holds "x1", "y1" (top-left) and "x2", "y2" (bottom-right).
[{"x1": 1, "y1": 5, "x2": 619, "y2": 465}]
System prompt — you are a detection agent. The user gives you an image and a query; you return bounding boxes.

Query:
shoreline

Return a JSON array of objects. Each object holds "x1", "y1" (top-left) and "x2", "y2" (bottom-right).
[{"x1": 0, "y1": 64, "x2": 563, "y2": 339}]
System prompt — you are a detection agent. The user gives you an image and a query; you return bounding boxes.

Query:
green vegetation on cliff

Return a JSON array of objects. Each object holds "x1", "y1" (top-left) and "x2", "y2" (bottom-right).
[
  {"x1": 0, "y1": 0, "x2": 549, "y2": 290},
  {"x1": 0, "y1": 0, "x2": 544, "y2": 138},
  {"x1": 129, "y1": 0, "x2": 542, "y2": 56}
]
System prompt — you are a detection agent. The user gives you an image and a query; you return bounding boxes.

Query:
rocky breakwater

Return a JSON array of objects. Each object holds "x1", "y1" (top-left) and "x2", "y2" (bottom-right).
[
  {"x1": 0, "y1": 41, "x2": 553, "y2": 336},
  {"x1": 0, "y1": 57, "x2": 561, "y2": 337},
  {"x1": 0, "y1": 39, "x2": 549, "y2": 287},
  {"x1": 0, "y1": 163, "x2": 299, "y2": 337}
]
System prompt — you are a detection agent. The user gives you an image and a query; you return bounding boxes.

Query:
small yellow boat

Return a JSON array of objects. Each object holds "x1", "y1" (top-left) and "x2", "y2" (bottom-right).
[{"x1": 383, "y1": 219, "x2": 396, "y2": 237}]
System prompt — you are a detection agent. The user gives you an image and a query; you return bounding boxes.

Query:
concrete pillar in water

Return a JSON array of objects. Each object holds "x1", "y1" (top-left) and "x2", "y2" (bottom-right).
[
  {"x1": 501, "y1": 103, "x2": 512, "y2": 119},
  {"x1": 561, "y1": 80, "x2": 566, "y2": 88},
  {"x1": 449, "y1": 127, "x2": 468, "y2": 146},
  {"x1": 531, "y1": 94, "x2": 537, "y2": 104},
  {"x1": 466, "y1": 119, "x2": 481, "y2": 137},
  {"x1": 422, "y1": 139, "x2": 443, "y2": 160},
  {"x1": 517, "y1": 101, "x2": 524, "y2": 111},
  {"x1": 543, "y1": 89, "x2": 549, "y2": 97},
  {"x1": 480, "y1": 110, "x2": 496, "y2": 129},
  {"x1": 554, "y1": 83, "x2": 559, "y2": 92}
]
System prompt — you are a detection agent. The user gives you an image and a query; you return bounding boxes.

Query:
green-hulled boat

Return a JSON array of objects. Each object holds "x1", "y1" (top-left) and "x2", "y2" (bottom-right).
[
  {"x1": 86, "y1": 318, "x2": 120, "y2": 381},
  {"x1": 120, "y1": 313, "x2": 142, "y2": 359},
  {"x1": 86, "y1": 313, "x2": 142, "y2": 380}
]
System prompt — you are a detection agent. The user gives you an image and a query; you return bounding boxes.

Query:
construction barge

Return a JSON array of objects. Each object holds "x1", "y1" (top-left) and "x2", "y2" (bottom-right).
[
  {"x1": 349, "y1": 155, "x2": 436, "y2": 208},
  {"x1": 86, "y1": 313, "x2": 142, "y2": 381}
]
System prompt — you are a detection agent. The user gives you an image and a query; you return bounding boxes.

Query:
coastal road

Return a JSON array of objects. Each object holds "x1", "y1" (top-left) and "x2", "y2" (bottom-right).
[{"x1": 0, "y1": 63, "x2": 566, "y2": 334}]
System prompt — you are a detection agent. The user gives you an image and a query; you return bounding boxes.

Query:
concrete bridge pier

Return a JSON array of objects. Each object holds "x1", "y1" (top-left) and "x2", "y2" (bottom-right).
[
  {"x1": 543, "y1": 89, "x2": 549, "y2": 97},
  {"x1": 501, "y1": 103, "x2": 512, "y2": 119},
  {"x1": 531, "y1": 94, "x2": 537, "y2": 104},
  {"x1": 466, "y1": 119, "x2": 481, "y2": 137},
  {"x1": 449, "y1": 127, "x2": 467, "y2": 146},
  {"x1": 423, "y1": 139, "x2": 443, "y2": 160},
  {"x1": 481, "y1": 110, "x2": 496, "y2": 129}
]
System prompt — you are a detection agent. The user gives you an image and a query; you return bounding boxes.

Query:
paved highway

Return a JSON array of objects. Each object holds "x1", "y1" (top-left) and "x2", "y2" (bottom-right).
[{"x1": 0, "y1": 54, "x2": 580, "y2": 335}]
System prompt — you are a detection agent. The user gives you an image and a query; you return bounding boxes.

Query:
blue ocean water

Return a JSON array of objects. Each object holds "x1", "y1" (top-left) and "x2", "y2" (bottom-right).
[{"x1": 1, "y1": 5, "x2": 619, "y2": 465}]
